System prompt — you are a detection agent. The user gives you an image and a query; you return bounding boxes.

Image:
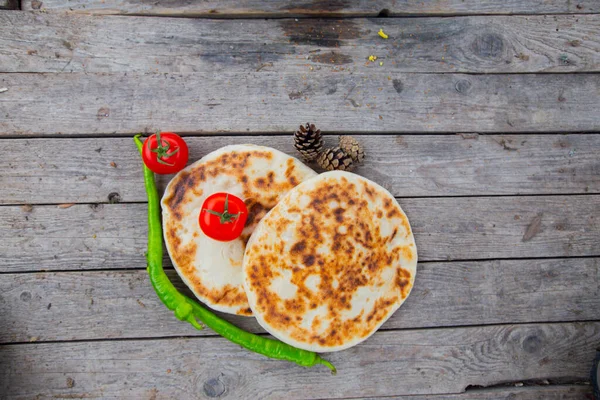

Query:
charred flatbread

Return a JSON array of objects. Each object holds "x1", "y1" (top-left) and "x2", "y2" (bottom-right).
[
  {"x1": 161, "y1": 145, "x2": 317, "y2": 316},
  {"x1": 243, "y1": 171, "x2": 417, "y2": 350}
]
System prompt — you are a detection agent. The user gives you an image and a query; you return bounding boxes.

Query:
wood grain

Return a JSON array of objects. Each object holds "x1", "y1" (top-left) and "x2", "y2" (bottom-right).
[
  {"x1": 19, "y1": 0, "x2": 600, "y2": 16},
  {"x1": 1, "y1": 323, "x2": 598, "y2": 399},
  {"x1": 2, "y1": 72, "x2": 599, "y2": 136},
  {"x1": 0, "y1": 0, "x2": 14, "y2": 9},
  {"x1": 366, "y1": 386, "x2": 592, "y2": 400},
  {"x1": 2, "y1": 12, "x2": 599, "y2": 74},
  {"x1": 1, "y1": 195, "x2": 598, "y2": 273},
  {"x1": 2, "y1": 134, "x2": 599, "y2": 205},
  {"x1": 1, "y1": 258, "x2": 598, "y2": 343}
]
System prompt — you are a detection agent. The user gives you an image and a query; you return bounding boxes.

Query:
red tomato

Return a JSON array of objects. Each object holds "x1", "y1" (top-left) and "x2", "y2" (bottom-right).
[
  {"x1": 199, "y1": 193, "x2": 248, "y2": 242},
  {"x1": 142, "y1": 132, "x2": 189, "y2": 174}
]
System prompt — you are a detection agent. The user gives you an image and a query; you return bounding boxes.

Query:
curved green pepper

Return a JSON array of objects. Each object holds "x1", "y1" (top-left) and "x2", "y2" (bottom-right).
[{"x1": 134, "y1": 135, "x2": 336, "y2": 373}]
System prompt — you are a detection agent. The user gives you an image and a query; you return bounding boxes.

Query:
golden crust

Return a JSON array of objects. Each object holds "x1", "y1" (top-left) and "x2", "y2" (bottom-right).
[{"x1": 244, "y1": 171, "x2": 417, "y2": 350}]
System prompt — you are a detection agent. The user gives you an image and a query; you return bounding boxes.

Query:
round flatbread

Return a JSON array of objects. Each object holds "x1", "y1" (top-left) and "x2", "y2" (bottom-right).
[
  {"x1": 243, "y1": 171, "x2": 417, "y2": 351},
  {"x1": 161, "y1": 145, "x2": 317, "y2": 316}
]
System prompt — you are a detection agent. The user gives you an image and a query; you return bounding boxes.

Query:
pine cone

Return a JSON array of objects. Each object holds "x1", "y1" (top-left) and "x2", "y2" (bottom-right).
[
  {"x1": 294, "y1": 123, "x2": 323, "y2": 162},
  {"x1": 339, "y1": 135, "x2": 365, "y2": 163},
  {"x1": 316, "y1": 147, "x2": 355, "y2": 171}
]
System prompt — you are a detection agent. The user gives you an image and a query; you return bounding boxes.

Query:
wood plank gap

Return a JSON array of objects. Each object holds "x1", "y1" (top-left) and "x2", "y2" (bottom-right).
[
  {"x1": 1, "y1": 254, "x2": 599, "y2": 275},
  {"x1": 16, "y1": 1, "x2": 600, "y2": 17},
  {"x1": 5, "y1": 254, "x2": 598, "y2": 274},
  {"x1": 44, "y1": 13, "x2": 600, "y2": 19},
  {"x1": 2, "y1": 131, "x2": 600, "y2": 140},
  {"x1": 464, "y1": 380, "x2": 591, "y2": 392},
  {"x1": 3, "y1": 319, "x2": 599, "y2": 348},
  {"x1": 3, "y1": 196, "x2": 597, "y2": 272},
  {"x1": 337, "y1": 385, "x2": 592, "y2": 400},
  {"x1": 3, "y1": 70, "x2": 600, "y2": 76},
  {"x1": 4, "y1": 192, "x2": 600, "y2": 208}
]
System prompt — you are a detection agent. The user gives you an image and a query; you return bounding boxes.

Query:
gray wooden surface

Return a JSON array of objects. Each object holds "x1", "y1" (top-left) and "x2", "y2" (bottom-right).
[
  {"x1": 20, "y1": 0, "x2": 600, "y2": 16},
  {"x1": 1, "y1": 323, "x2": 598, "y2": 399},
  {"x1": 2, "y1": 72, "x2": 600, "y2": 136},
  {"x1": 1, "y1": 3, "x2": 599, "y2": 399},
  {"x1": 2, "y1": 195, "x2": 598, "y2": 273},
  {"x1": 3, "y1": 12, "x2": 599, "y2": 74},
  {"x1": 2, "y1": 134, "x2": 598, "y2": 204},
  {"x1": 367, "y1": 386, "x2": 593, "y2": 400},
  {"x1": 1, "y1": 258, "x2": 598, "y2": 343}
]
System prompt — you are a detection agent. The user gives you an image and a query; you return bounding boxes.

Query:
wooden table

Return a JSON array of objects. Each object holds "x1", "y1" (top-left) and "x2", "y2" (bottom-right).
[{"x1": 1, "y1": 1, "x2": 599, "y2": 399}]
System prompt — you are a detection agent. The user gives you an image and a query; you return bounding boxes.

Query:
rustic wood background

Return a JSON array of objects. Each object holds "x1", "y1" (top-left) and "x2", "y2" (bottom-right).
[{"x1": 1, "y1": 1, "x2": 599, "y2": 399}]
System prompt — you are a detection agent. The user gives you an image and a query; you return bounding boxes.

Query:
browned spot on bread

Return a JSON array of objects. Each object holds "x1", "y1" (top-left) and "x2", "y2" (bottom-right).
[
  {"x1": 291, "y1": 241, "x2": 306, "y2": 254},
  {"x1": 333, "y1": 207, "x2": 345, "y2": 223},
  {"x1": 402, "y1": 247, "x2": 414, "y2": 262},
  {"x1": 310, "y1": 198, "x2": 325, "y2": 213},
  {"x1": 400, "y1": 216, "x2": 412, "y2": 236},
  {"x1": 166, "y1": 223, "x2": 182, "y2": 250},
  {"x1": 311, "y1": 316, "x2": 322, "y2": 330},
  {"x1": 285, "y1": 298, "x2": 307, "y2": 314},
  {"x1": 387, "y1": 208, "x2": 400, "y2": 218},
  {"x1": 303, "y1": 254, "x2": 316, "y2": 266},
  {"x1": 239, "y1": 233, "x2": 251, "y2": 247},
  {"x1": 366, "y1": 297, "x2": 397, "y2": 324},
  {"x1": 171, "y1": 241, "x2": 197, "y2": 275},
  {"x1": 364, "y1": 185, "x2": 375, "y2": 200},
  {"x1": 285, "y1": 159, "x2": 299, "y2": 186},
  {"x1": 244, "y1": 200, "x2": 269, "y2": 231},
  {"x1": 255, "y1": 177, "x2": 266, "y2": 188},
  {"x1": 395, "y1": 268, "x2": 412, "y2": 299}
]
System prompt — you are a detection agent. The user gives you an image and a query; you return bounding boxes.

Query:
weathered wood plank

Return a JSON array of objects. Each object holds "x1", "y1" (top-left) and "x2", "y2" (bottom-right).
[
  {"x1": 1, "y1": 195, "x2": 598, "y2": 273},
  {"x1": 2, "y1": 134, "x2": 599, "y2": 205},
  {"x1": 2, "y1": 72, "x2": 599, "y2": 136},
  {"x1": 1, "y1": 323, "x2": 598, "y2": 399},
  {"x1": 366, "y1": 386, "x2": 592, "y2": 400},
  {"x1": 1, "y1": 258, "x2": 598, "y2": 343},
  {"x1": 20, "y1": 0, "x2": 600, "y2": 16},
  {"x1": 0, "y1": 0, "x2": 14, "y2": 10},
  {"x1": 2, "y1": 12, "x2": 599, "y2": 74}
]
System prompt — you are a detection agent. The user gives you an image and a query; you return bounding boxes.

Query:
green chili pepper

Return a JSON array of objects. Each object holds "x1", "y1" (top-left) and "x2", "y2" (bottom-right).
[{"x1": 134, "y1": 135, "x2": 336, "y2": 373}]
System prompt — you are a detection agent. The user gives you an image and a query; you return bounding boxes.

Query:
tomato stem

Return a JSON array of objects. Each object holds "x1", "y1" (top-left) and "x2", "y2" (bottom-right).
[
  {"x1": 148, "y1": 131, "x2": 179, "y2": 166},
  {"x1": 202, "y1": 194, "x2": 243, "y2": 224}
]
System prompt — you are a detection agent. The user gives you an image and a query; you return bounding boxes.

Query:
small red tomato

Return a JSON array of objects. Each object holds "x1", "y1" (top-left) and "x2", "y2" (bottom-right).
[
  {"x1": 142, "y1": 131, "x2": 189, "y2": 174},
  {"x1": 199, "y1": 193, "x2": 248, "y2": 242}
]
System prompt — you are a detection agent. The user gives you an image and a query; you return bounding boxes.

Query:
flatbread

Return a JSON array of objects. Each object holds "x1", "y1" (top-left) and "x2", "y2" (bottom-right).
[
  {"x1": 161, "y1": 145, "x2": 317, "y2": 316},
  {"x1": 243, "y1": 171, "x2": 417, "y2": 351}
]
